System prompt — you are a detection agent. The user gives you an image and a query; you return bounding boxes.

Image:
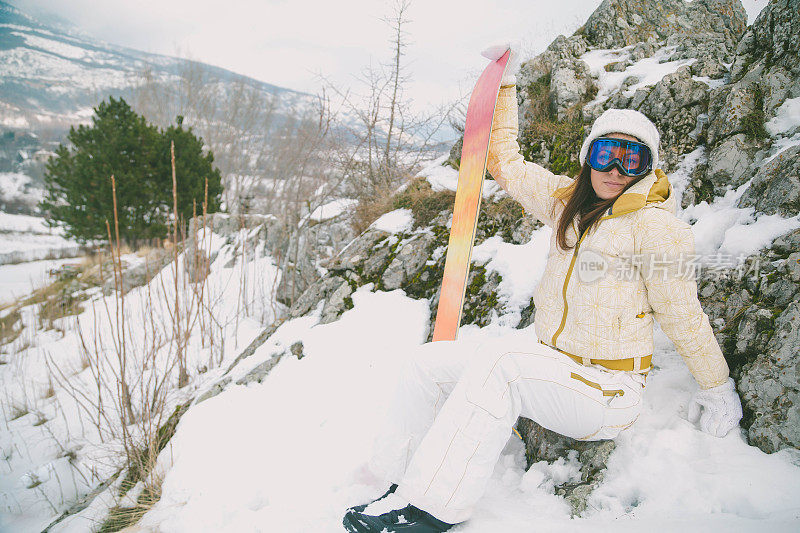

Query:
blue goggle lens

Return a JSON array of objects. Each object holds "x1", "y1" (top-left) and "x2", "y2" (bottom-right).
[{"x1": 588, "y1": 138, "x2": 652, "y2": 177}]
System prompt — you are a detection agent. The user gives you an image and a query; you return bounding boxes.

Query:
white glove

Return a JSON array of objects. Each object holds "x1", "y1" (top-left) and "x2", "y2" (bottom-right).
[
  {"x1": 481, "y1": 41, "x2": 521, "y2": 86},
  {"x1": 687, "y1": 378, "x2": 743, "y2": 438}
]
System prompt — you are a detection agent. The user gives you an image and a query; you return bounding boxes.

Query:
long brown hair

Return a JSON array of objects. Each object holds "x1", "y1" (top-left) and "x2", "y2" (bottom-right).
[{"x1": 553, "y1": 163, "x2": 646, "y2": 252}]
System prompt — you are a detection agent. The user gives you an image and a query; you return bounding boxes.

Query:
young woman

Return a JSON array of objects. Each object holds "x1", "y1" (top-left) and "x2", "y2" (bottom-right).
[{"x1": 342, "y1": 44, "x2": 743, "y2": 533}]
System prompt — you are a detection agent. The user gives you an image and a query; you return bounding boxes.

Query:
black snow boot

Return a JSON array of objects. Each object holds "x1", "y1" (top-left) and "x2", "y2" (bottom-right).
[
  {"x1": 342, "y1": 503, "x2": 455, "y2": 532},
  {"x1": 347, "y1": 483, "x2": 398, "y2": 513}
]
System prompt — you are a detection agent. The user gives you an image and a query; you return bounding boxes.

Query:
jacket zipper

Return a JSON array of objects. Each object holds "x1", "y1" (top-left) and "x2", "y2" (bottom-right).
[{"x1": 551, "y1": 227, "x2": 589, "y2": 348}]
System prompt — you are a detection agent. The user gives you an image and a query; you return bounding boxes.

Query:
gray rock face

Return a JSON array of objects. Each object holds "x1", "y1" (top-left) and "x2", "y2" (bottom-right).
[
  {"x1": 706, "y1": 133, "x2": 757, "y2": 192},
  {"x1": 729, "y1": 0, "x2": 800, "y2": 83},
  {"x1": 287, "y1": 195, "x2": 536, "y2": 340},
  {"x1": 520, "y1": 35, "x2": 589, "y2": 86},
  {"x1": 686, "y1": 0, "x2": 799, "y2": 221},
  {"x1": 739, "y1": 302, "x2": 800, "y2": 453},
  {"x1": 275, "y1": 216, "x2": 357, "y2": 307},
  {"x1": 517, "y1": 418, "x2": 617, "y2": 516},
  {"x1": 520, "y1": 1, "x2": 751, "y2": 175},
  {"x1": 707, "y1": 78, "x2": 761, "y2": 146},
  {"x1": 786, "y1": 252, "x2": 800, "y2": 283},
  {"x1": 381, "y1": 233, "x2": 436, "y2": 291},
  {"x1": 320, "y1": 279, "x2": 355, "y2": 324},
  {"x1": 762, "y1": 68, "x2": 800, "y2": 124},
  {"x1": 735, "y1": 306, "x2": 773, "y2": 355},
  {"x1": 328, "y1": 228, "x2": 391, "y2": 272},
  {"x1": 186, "y1": 212, "x2": 356, "y2": 312},
  {"x1": 696, "y1": 238, "x2": 800, "y2": 455},
  {"x1": 738, "y1": 145, "x2": 800, "y2": 217},
  {"x1": 706, "y1": 0, "x2": 799, "y2": 152},
  {"x1": 549, "y1": 59, "x2": 592, "y2": 120},
  {"x1": 763, "y1": 277, "x2": 799, "y2": 309},
  {"x1": 772, "y1": 228, "x2": 800, "y2": 257},
  {"x1": 289, "y1": 275, "x2": 352, "y2": 323},
  {"x1": 635, "y1": 66, "x2": 710, "y2": 168},
  {"x1": 583, "y1": 0, "x2": 746, "y2": 51},
  {"x1": 669, "y1": 33, "x2": 732, "y2": 79}
]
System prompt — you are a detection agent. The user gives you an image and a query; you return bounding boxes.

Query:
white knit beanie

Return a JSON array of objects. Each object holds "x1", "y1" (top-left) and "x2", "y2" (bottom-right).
[{"x1": 579, "y1": 109, "x2": 660, "y2": 170}]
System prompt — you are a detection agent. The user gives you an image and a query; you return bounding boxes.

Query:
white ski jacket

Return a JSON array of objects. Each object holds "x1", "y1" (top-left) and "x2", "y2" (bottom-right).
[{"x1": 487, "y1": 85, "x2": 730, "y2": 390}]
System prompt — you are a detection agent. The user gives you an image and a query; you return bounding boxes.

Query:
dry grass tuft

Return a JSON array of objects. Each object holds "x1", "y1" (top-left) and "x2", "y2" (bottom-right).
[
  {"x1": 350, "y1": 175, "x2": 459, "y2": 234},
  {"x1": 98, "y1": 480, "x2": 163, "y2": 533},
  {"x1": 392, "y1": 177, "x2": 456, "y2": 229},
  {"x1": 519, "y1": 73, "x2": 587, "y2": 177},
  {"x1": 351, "y1": 186, "x2": 398, "y2": 235},
  {"x1": 9, "y1": 400, "x2": 29, "y2": 421},
  {"x1": 0, "y1": 308, "x2": 22, "y2": 346}
]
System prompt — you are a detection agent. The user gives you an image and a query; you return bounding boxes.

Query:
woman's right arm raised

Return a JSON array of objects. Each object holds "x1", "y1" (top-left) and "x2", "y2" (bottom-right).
[{"x1": 486, "y1": 84, "x2": 573, "y2": 228}]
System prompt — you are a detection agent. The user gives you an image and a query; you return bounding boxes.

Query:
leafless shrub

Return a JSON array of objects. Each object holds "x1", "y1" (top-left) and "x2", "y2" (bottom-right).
[
  {"x1": 320, "y1": 0, "x2": 459, "y2": 228},
  {"x1": 38, "y1": 157, "x2": 223, "y2": 524}
]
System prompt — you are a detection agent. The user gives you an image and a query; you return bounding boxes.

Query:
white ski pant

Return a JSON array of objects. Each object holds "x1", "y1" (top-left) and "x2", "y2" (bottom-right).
[{"x1": 369, "y1": 336, "x2": 646, "y2": 524}]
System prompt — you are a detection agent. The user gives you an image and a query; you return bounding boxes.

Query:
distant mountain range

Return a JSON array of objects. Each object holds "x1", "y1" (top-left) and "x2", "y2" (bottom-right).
[{"x1": 0, "y1": 0, "x2": 313, "y2": 133}]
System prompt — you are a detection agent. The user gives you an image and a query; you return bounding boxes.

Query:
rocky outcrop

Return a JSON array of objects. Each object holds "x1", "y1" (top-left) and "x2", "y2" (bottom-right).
[
  {"x1": 276, "y1": 214, "x2": 356, "y2": 307},
  {"x1": 739, "y1": 301, "x2": 800, "y2": 453},
  {"x1": 517, "y1": 0, "x2": 748, "y2": 176},
  {"x1": 695, "y1": 228, "x2": 800, "y2": 452},
  {"x1": 705, "y1": 133, "x2": 758, "y2": 193},
  {"x1": 697, "y1": 0, "x2": 800, "y2": 203},
  {"x1": 729, "y1": 0, "x2": 800, "y2": 84},
  {"x1": 635, "y1": 66, "x2": 710, "y2": 167},
  {"x1": 549, "y1": 58, "x2": 594, "y2": 120},
  {"x1": 287, "y1": 192, "x2": 535, "y2": 338},
  {"x1": 520, "y1": 35, "x2": 590, "y2": 86},
  {"x1": 186, "y1": 211, "x2": 357, "y2": 311},
  {"x1": 516, "y1": 418, "x2": 617, "y2": 516},
  {"x1": 583, "y1": 0, "x2": 746, "y2": 52},
  {"x1": 738, "y1": 145, "x2": 800, "y2": 217}
]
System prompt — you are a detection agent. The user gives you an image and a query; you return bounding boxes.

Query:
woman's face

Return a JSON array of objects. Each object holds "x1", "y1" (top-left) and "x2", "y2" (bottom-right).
[{"x1": 589, "y1": 132, "x2": 642, "y2": 200}]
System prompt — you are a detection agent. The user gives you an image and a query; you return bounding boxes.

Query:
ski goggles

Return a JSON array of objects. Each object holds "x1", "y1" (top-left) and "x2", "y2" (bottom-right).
[{"x1": 587, "y1": 137, "x2": 653, "y2": 177}]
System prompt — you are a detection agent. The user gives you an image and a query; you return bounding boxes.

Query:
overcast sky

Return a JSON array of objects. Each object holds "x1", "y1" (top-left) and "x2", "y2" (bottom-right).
[{"x1": 11, "y1": 0, "x2": 769, "y2": 113}]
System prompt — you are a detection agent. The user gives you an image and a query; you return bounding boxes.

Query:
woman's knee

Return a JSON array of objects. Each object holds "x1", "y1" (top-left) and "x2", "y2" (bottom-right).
[
  {"x1": 460, "y1": 345, "x2": 526, "y2": 418},
  {"x1": 466, "y1": 340, "x2": 523, "y2": 382}
]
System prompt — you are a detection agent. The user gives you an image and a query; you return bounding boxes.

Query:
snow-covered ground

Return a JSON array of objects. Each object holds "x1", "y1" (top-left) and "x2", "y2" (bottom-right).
[
  {"x1": 419, "y1": 155, "x2": 503, "y2": 199},
  {"x1": 0, "y1": 212, "x2": 83, "y2": 265},
  {"x1": 1, "y1": 199, "x2": 788, "y2": 532},
  {"x1": 0, "y1": 257, "x2": 78, "y2": 305},
  {"x1": 0, "y1": 172, "x2": 44, "y2": 209},
  {"x1": 764, "y1": 97, "x2": 800, "y2": 162},
  {"x1": 667, "y1": 151, "x2": 800, "y2": 261},
  {"x1": 130, "y1": 278, "x2": 800, "y2": 532},
  {"x1": 0, "y1": 194, "x2": 798, "y2": 531},
  {"x1": 303, "y1": 199, "x2": 359, "y2": 225},
  {"x1": 0, "y1": 222, "x2": 281, "y2": 532}
]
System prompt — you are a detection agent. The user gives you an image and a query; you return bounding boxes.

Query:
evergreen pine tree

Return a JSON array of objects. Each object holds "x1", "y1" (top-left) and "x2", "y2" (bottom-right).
[{"x1": 41, "y1": 98, "x2": 223, "y2": 246}]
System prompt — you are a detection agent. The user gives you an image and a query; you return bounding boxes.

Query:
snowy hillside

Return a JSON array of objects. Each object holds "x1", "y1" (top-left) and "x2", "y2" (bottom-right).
[
  {"x1": 1, "y1": 0, "x2": 800, "y2": 531},
  {"x1": 0, "y1": 1, "x2": 312, "y2": 131},
  {"x1": 0, "y1": 211, "x2": 82, "y2": 268},
  {"x1": 2, "y1": 164, "x2": 799, "y2": 532},
  {"x1": 1, "y1": 218, "x2": 281, "y2": 531}
]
